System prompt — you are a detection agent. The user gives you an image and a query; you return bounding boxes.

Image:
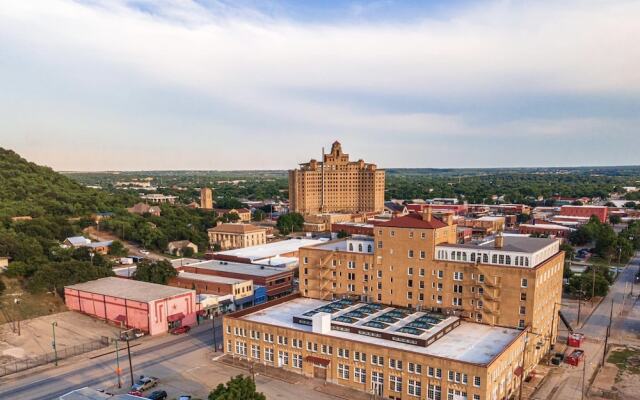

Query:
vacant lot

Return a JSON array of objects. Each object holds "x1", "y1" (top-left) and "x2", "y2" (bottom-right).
[{"x1": 1, "y1": 311, "x2": 121, "y2": 364}]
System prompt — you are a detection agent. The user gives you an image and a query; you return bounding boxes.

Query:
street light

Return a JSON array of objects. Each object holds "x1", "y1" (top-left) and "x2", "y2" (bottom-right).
[{"x1": 52, "y1": 321, "x2": 58, "y2": 366}]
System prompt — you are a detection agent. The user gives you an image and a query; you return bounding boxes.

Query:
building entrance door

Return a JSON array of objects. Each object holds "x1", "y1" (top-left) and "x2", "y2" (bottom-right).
[{"x1": 313, "y1": 365, "x2": 327, "y2": 380}]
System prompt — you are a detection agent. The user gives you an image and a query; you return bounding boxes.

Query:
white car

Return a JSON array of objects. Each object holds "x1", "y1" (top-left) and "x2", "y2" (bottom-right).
[{"x1": 139, "y1": 249, "x2": 150, "y2": 255}]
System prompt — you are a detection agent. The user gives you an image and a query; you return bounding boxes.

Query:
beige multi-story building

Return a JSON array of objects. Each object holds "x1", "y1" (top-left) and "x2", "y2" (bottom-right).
[
  {"x1": 288, "y1": 141, "x2": 385, "y2": 214},
  {"x1": 200, "y1": 187, "x2": 213, "y2": 210},
  {"x1": 224, "y1": 295, "x2": 527, "y2": 400},
  {"x1": 208, "y1": 223, "x2": 267, "y2": 250},
  {"x1": 298, "y1": 208, "x2": 564, "y2": 381}
]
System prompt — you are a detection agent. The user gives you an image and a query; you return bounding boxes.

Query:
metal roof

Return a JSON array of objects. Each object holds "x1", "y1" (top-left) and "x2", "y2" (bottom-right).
[{"x1": 65, "y1": 277, "x2": 193, "y2": 303}]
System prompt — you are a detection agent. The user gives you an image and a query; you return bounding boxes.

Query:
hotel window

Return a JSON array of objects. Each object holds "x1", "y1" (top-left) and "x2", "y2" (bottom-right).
[
  {"x1": 390, "y1": 230, "x2": 395, "y2": 237},
  {"x1": 338, "y1": 348, "x2": 350, "y2": 358},
  {"x1": 519, "y1": 319, "x2": 525, "y2": 329},
  {"x1": 470, "y1": 253, "x2": 476, "y2": 262},
  {"x1": 524, "y1": 257, "x2": 529, "y2": 266},
  {"x1": 408, "y1": 250, "x2": 414, "y2": 258},
  {"x1": 492, "y1": 254, "x2": 497, "y2": 263},
  {"x1": 264, "y1": 347, "x2": 274, "y2": 362},
  {"x1": 438, "y1": 270, "x2": 444, "y2": 279},
  {"x1": 478, "y1": 274, "x2": 485, "y2": 283},
  {"x1": 226, "y1": 325, "x2": 231, "y2": 334},
  {"x1": 354, "y1": 351, "x2": 367, "y2": 362},
  {"x1": 520, "y1": 292, "x2": 527, "y2": 301},
  {"x1": 428, "y1": 384, "x2": 441, "y2": 400},
  {"x1": 371, "y1": 355, "x2": 384, "y2": 366},
  {"x1": 521, "y1": 278, "x2": 528, "y2": 288},
  {"x1": 408, "y1": 380, "x2": 422, "y2": 397},
  {"x1": 420, "y1": 251, "x2": 426, "y2": 259},
  {"x1": 378, "y1": 240, "x2": 383, "y2": 249},
  {"x1": 278, "y1": 350, "x2": 289, "y2": 366},
  {"x1": 408, "y1": 267, "x2": 414, "y2": 275},
  {"x1": 377, "y1": 270, "x2": 383, "y2": 278},
  {"x1": 473, "y1": 376, "x2": 481, "y2": 387},
  {"x1": 408, "y1": 362, "x2": 422, "y2": 374},
  {"x1": 505, "y1": 255, "x2": 511, "y2": 265},
  {"x1": 483, "y1": 254, "x2": 489, "y2": 263},
  {"x1": 338, "y1": 363, "x2": 350, "y2": 380},
  {"x1": 390, "y1": 376, "x2": 402, "y2": 392},
  {"x1": 419, "y1": 268, "x2": 425, "y2": 277},
  {"x1": 292, "y1": 354, "x2": 302, "y2": 368},
  {"x1": 453, "y1": 271, "x2": 463, "y2": 281},
  {"x1": 473, "y1": 395, "x2": 480, "y2": 400},
  {"x1": 251, "y1": 344, "x2": 260, "y2": 359},
  {"x1": 303, "y1": 257, "x2": 308, "y2": 264},
  {"x1": 235, "y1": 341, "x2": 247, "y2": 356},
  {"x1": 322, "y1": 344, "x2": 333, "y2": 355},
  {"x1": 226, "y1": 340, "x2": 232, "y2": 353},
  {"x1": 264, "y1": 333, "x2": 274, "y2": 343},
  {"x1": 354, "y1": 367, "x2": 366, "y2": 383},
  {"x1": 278, "y1": 336, "x2": 288, "y2": 345},
  {"x1": 419, "y1": 281, "x2": 425, "y2": 289},
  {"x1": 389, "y1": 358, "x2": 403, "y2": 370},
  {"x1": 499, "y1": 255, "x2": 505, "y2": 264},
  {"x1": 409, "y1": 231, "x2": 414, "y2": 238}
]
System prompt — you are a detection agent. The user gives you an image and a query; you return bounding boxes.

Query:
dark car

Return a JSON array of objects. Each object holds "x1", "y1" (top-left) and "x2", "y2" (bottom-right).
[
  {"x1": 170, "y1": 325, "x2": 191, "y2": 335},
  {"x1": 147, "y1": 390, "x2": 168, "y2": 400}
]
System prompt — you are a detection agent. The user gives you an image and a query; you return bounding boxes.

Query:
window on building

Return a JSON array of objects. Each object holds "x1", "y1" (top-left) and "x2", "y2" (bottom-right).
[
  {"x1": 520, "y1": 292, "x2": 527, "y2": 301},
  {"x1": 265, "y1": 347, "x2": 274, "y2": 362},
  {"x1": 292, "y1": 353, "x2": 302, "y2": 368},
  {"x1": 355, "y1": 367, "x2": 366, "y2": 383},
  {"x1": 521, "y1": 278, "x2": 528, "y2": 288},
  {"x1": 473, "y1": 376, "x2": 481, "y2": 387},
  {"x1": 408, "y1": 250, "x2": 414, "y2": 258},
  {"x1": 420, "y1": 251, "x2": 426, "y2": 259},
  {"x1": 428, "y1": 384, "x2": 441, "y2": 400},
  {"x1": 519, "y1": 319, "x2": 525, "y2": 329},
  {"x1": 390, "y1": 375, "x2": 402, "y2": 392},
  {"x1": 251, "y1": 344, "x2": 260, "y2": 359},
  {"x1": 278, "y1": 350, "x2": 289, "y2": 366},
  {"x1": 338, "y1": 363, "x2": 350, "y2": 379},
  {"x1": 408, "y1": 380, "x2": 422, "y2": 397}
]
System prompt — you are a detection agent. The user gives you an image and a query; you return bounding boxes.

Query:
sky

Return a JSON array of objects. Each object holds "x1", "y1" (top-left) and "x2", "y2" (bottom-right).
[{"x1": 0, "y1": 0, "x2": 639, "y2": 171}]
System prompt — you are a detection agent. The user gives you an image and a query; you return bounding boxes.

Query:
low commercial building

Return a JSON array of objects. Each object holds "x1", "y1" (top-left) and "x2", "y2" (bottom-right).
[
  {"x1": 208, "y1": 223, "x2": 267, "y2": 250},
  {"x1": 62, "y1": 236, "x2": 113, "y2": 255},
  {"x1": 176, "y1": 259, "x2": 295, "y2": 299},
  {"x1": 212, "y1": 237, "x2": 328, "y2": 268},
  {"x1": 519, "y1": 223, "x2": 575, "y2": 239},
  {"x1": 331, "y1": 222, "x2": 375, "y2": 236},
  {"x1": 64, "y1": 277, "x2": 196, "y2": 335},
  {"x1": 170, "y1": 271, "x2": 254, "y2": 309},
  {"x1": 224, "y1": 295, "x2": 526, "y2": 400},
  {"x1": 559, "y1": 205, "x2": 608, "y2": 223}
]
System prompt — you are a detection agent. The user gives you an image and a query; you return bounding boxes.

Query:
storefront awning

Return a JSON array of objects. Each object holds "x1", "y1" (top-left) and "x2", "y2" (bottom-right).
[
  {"x1": 167, "y1": 312, "x2": 185, "y2": 322},
  {"x1": 305, "y1": 356, "x2": 330, "y2": 366}
]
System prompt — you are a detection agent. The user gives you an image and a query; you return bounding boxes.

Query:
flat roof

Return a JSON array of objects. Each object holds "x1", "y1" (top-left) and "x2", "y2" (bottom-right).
[
  {"x1": 438, "y1": 235, "x2": 557, "y2": 253},
  {"x1": 214, "y1": 238, "x2": 328, "y2": 260},
  {"x1": 66, "y1": 277, "x2": 193, "y2": 303},
  {"x1": 311, "y1": 237, "x2": 374, "y2": 253},
  {"x1": 179, "y1": 259, "x2": 289, "y2": 277},
  {"x1": 240, "y1": 298, "x2": 521, "y2": 365},
  {"x1": 178, "y1": 271, "x2": 248, "y2": 285}
]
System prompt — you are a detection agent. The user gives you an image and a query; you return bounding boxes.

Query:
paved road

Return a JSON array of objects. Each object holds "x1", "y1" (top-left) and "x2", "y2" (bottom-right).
[
  {"x1": 0, "y1": 321, "x2": 221, "y2": 400},
  {"x1": 84, "y1": 226, "x2": 169, "y2": 261},
  {"x1": 533, "y1": 252, "x2": 640, "y2": 399}
]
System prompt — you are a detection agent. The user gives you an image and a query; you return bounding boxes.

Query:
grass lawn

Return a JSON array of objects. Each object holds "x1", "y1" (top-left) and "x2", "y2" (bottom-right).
[{"x1": 607, "y1": 346, "x2": 640, "y2": 375}]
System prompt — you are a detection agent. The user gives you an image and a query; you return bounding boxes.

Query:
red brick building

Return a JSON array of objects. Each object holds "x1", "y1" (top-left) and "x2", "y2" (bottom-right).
[{"x1": 560, "y1": 205, "x2": 608, "y2": 223}]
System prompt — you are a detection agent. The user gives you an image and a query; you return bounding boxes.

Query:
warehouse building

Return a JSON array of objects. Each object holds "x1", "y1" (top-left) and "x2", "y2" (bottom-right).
[{"x1": 64, "y1": 277, "x2": 196, "y2": 335}]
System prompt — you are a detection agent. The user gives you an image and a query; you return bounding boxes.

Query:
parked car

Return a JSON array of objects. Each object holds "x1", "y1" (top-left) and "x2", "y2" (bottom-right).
[
  {"x1": 178, "y1": 396, "x2": 192, "y2": 400},
  {"x1": 147, "y1": 390, "x2": 168, "y2": 400},
  {"x1": 170, "y1": 325, "x2": 191, "y2": 335},
  {"x1": 130, "y1": 375, "x2": 158, "y2": 392},
  {"x1": 128, "y1": 390, "x2": 143, "y2": 397},
  {"x1": 120, "y1": 328, "x2": 145, "y2": 341},
  {"x1": 140, "y1": 249, "x2": 150, "y2": 255}
]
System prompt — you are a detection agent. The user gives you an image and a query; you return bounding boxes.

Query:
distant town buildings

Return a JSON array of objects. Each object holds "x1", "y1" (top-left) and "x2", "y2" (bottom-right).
[
  {"x1": 288, "y1": 141, "x2": 385, "y2": 214},
  {"x1": 127, "y1": 202, "x2": 161, "y2": 216},
  {"x1": 559, "y1": 205, "x2": 608, "y2": 223},
  {"x1": 207, "y1": 223, "x2": 267, "y2": 250},
  {"x1": 166, "y1": 240, "x2": 198, "y2": 256},
  {"x1": 214, "y1": 208, "x2": 252, "y2": 223},
  {"x1": 139, "y1": 193, "x2": 178, "y2": 204},
  {"x1": 200, "y1": 187, "x2": 213, "y2": 209}
]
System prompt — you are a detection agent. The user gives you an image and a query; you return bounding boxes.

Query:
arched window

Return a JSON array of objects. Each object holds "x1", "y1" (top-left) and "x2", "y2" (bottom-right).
[
  {"x1": 524, "y1": 257, "x2": 529, "y2": 267},
  {"x1": 367, "y1": 245, "x2": 372, "y2": 253},
  {"x1": 470, "y1": 253, "x2": 476, "y2": 262},
  {"x1": 505, "y1": 256, "x2": 511, "y2": 265},
  {"x1": 483, "y1": 254, "x2": 489, "y2": 263},
  {"x1": 462, "y1": 252, "x2": 467, "y2": 261},
  {"x1": 450, "y1": 251, "x2": 455, "y2": 259},
  {"x1": 349, "y1": 243, "x2": 353, "y2": 251},
  {"x1": 492, "y1": 254, "x2": 497, "y2": 264},
  {"x1": 358, "y1": 244, "x2": 363, "y2": 252}
]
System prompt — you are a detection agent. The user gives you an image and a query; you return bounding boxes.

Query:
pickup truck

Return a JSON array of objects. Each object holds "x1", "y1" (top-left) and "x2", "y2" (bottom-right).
[{"x1": 130, "y1": 375, "x2": 158, "y2": 392}]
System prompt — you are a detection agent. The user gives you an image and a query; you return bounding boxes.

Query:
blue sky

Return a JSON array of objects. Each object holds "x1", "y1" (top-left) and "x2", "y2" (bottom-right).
[{"x1": 0, "y1": 0, "x2": 639, "y2": 170}]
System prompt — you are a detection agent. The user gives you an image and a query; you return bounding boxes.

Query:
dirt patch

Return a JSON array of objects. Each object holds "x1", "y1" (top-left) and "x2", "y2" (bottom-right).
[
  {"x1": 0, "y1": 276, "x2": 66, "y2": 325},
  {"x1": 591, "y1": 346, "x2": 640, "y2": 399},
  {"x1": 0, "y1": 310, "x2": 121, "y2": 365}
]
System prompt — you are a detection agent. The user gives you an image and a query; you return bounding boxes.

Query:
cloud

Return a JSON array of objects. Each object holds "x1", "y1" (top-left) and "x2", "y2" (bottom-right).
[{"x1": 0, "y1": 0, "x2": 638, "y2": 169}]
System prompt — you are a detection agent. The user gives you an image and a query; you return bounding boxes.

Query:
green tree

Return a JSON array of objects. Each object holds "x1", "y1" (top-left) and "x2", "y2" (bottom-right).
[
  {"x1": 337, "y1": 230, "x2": 348, "y2": 239},
  {"x1": 0, "y1": 278, "x2": 6, "y2": 295},
  {"x1": 253, "y1": 209, "x2": 266, "y2": 222},
  {"x1": 609, "y1": 215, "x2": 622, "y2": 225},
  {"x1": 182, "y1": 246, "x2": 195, "y2": 257},
  {"x1": 208, "y1": 375, "x2": 266, "y2": 400},
  {"x1": 132, "y1": 260, "x2": 177, "y2": 284},
  {"x1": 222, "y1": 213, "x2": 241, "y2": 223},
  {"x1": 276, "y1": 213, "x2": 304, "y2": 235},
  {"x1": 109, "y1": 240, "x2": 128, "y2": 257}
]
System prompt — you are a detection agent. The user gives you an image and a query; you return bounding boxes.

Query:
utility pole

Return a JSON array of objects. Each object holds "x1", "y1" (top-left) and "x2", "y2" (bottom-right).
[
  {"x1": 114, "y1": 338, "x2": 122, "y2": 388},
  {"x1": 577, "y1": 281, "x2": 583, "y2": 326},
  {"x1": 212, "y1": 314, "x2": 218, "y2": 351},
  {"x1": 591, "y1": 265, "x2": 596, "y2": 305},
  {"x1": 52, "y1": 321, "x2": 58, "y2": 366},
  {"x1": 602, "y1": 297, "x2": 615, "y2": 365},
  {"x1": 581, "y1": 355, "x2": 586, "y2": 400},
  {"x1": 126, "y1": 337, "x2": 134, "y2": 386}
]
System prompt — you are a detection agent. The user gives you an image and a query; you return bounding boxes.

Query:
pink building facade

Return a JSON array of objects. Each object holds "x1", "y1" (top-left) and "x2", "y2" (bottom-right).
[{"x1": 65, "y1": 277, "x2": 197, "y2": 335}]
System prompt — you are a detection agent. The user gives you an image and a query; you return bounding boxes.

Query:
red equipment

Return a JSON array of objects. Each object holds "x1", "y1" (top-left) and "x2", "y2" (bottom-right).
[
  {"x1": 566, "y1": 349, "x2": 585, "y2": 366},
  {"x1": 567, "y1": 332, "x2": 585, "y2": 347}
]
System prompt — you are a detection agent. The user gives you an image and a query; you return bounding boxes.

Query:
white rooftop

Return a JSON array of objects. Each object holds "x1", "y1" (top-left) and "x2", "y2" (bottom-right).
[
  {"x1": 241, "y1": 297, "x2": 522, "y2": 365},
  {"x1": 214, "y1": 238, "x2": 329, "y2": 261}
]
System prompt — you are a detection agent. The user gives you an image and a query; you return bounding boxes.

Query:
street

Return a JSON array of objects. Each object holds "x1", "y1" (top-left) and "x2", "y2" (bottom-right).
[
  {"x1": 532, "y1": 252, "x2": 640, "y2": 399},
  {"x1": 84, "y1": 226, "x2": 169, "y2": 261}
]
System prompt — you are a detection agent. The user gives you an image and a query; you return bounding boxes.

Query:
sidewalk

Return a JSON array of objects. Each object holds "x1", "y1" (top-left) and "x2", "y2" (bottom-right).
[{"x1": 218, "y1": 355, "x2": 371, "y2": 400}]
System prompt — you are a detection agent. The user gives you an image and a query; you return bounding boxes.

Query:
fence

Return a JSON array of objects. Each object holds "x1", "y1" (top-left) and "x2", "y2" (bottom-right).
[{"x1": 0, "y1": 336, "x2": 111, "y2": 377}]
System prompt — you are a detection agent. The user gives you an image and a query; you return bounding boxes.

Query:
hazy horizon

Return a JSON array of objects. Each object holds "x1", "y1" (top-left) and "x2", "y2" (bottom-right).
[{"x1": 2, "y1": 1, "x2": 639, "y2": 170}]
